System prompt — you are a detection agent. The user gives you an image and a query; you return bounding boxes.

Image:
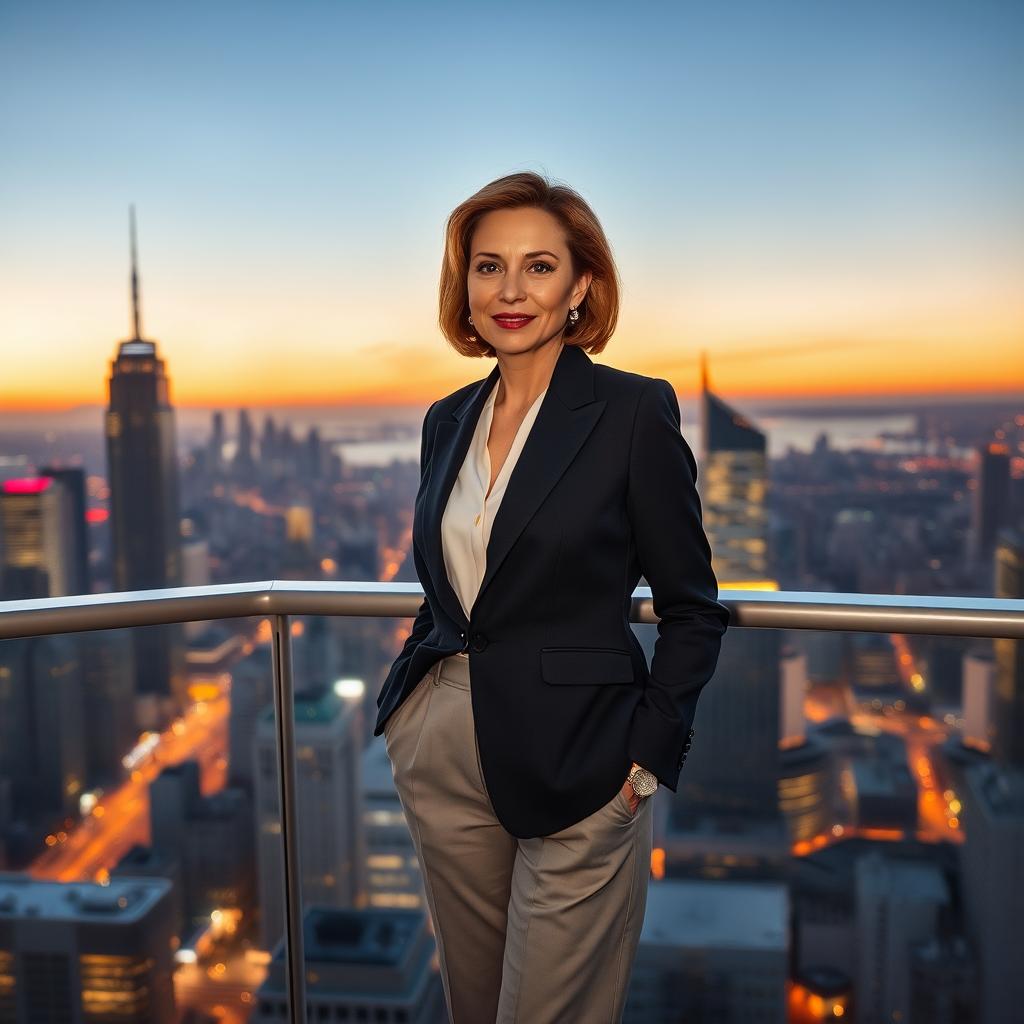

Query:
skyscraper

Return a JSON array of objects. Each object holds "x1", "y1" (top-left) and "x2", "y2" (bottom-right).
[
  {"x1": 0, "y1": 875, "x2": 177, "y2": 1021},
  {"x1": 993, "y1": 526, "x2": 1024, "y2": 770},
  {"x1": 699, "y1": 350, "x2": 768, "y2": 583},
  {"x1": 37, "y1": 465, "x2": 91, "y2": 595},
  {"x1": 0, "y1": 476, "x2": 78, "y2": 599},
  {"x1": 208, "y1": 410, "x2": 226, "y2": 475},
  {"x1": 971, "y1": 442, "x2": 1011, "y2": 568},
  {"x1": 660, "y1": 357, "x2": 783, "y2": 871},
  {"x1": 104, "y1": 206, "x2": 186, "y2": 722},
  {"x1": 234, "y1": 408, "x2": 256, "y2": 478},
  {"x1": 254, "y1": 688, "x2": 365, "y2": 948}
]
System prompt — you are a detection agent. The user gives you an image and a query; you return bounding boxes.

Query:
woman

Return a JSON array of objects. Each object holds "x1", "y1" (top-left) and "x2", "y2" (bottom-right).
[{"x1": 372, "y1": 171, "x2": 730, "y2": 1022}]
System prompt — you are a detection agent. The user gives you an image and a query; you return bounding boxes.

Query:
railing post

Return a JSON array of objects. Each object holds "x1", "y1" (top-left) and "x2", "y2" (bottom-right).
[{"x1": 271, "y1": 613, "x2": 307, "y2": 1022}]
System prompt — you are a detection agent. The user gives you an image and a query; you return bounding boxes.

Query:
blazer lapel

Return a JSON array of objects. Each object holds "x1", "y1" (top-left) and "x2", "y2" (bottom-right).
[{"x1": 417, "y1": 343, "x2": 607, "y2": 629}]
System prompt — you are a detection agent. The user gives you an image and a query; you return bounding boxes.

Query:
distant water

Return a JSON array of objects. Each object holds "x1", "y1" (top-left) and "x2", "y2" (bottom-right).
[
  {"x1": 0, "y1": 403, "x2": 977, "y2": 476},
  {"x1": 333, "y1": 411, "x2": 919, "y2": 467}
]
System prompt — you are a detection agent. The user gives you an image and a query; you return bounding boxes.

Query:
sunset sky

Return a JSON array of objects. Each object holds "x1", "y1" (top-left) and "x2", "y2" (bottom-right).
[{"x1": 1, "y1": 0, "x2": 1022, "y2": 411}]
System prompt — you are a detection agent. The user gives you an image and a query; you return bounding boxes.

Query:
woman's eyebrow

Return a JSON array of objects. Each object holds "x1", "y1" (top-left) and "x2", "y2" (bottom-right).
[{"x1": 472, "y1": 250, "x2": 561, "y2": 260}]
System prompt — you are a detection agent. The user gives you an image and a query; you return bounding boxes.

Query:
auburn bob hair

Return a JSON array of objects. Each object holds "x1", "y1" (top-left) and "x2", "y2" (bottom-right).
[{"x1": 438, "y1": 171, "x2": 621, "y2": 358}]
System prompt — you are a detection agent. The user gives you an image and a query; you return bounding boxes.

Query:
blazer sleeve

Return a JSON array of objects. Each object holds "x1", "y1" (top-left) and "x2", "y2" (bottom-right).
[
  {"x1": 394, "y1": 401, "x2": 439, "y2": 656},
  {"x1": 625, "y1": 378, "x2": 730, "y2": 791}
]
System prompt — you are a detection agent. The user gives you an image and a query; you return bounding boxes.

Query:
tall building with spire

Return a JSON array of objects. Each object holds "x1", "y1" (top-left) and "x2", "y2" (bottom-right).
[{"x1": 104, "y1": 206, "x2": 186, "y2": 724}]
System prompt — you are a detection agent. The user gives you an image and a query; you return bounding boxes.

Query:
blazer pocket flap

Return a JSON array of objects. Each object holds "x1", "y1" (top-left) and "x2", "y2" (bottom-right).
[{"x1": 540, "y1": 646, "x2": 635, "y2": 685}]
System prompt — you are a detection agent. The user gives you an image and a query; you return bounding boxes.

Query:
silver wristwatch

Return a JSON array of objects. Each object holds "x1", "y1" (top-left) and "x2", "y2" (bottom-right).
[{"x1": 627, "y1": 764, "x2": 659, "y2": 798}]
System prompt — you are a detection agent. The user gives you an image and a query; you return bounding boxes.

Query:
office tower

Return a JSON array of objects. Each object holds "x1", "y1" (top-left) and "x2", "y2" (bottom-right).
[
  {"x1": 104, "y1": 206, "x2": 186, "y2": 722},
  {"x1": 180, "y1": 534, "x2": 212, "y2": 640},
  {"x1": 697, "y1": 354, "x2": 775, "y2": 796},
  {"x1": 148, "y1": 760, "x2": 254, "y2": 927},
  {"x1": 277, "y1": 423, "x2": 298, "y2": 478},
  {"x1": 0, "y1": 635, "x2": 86, "y2": 832},
  {"x1": 0, "y1": 476, "x2": 77, "y2": 598},
  {"x1": 150, "y1": 761, "x2": 201, "y2": 858},
  {"x1": 111, "y1": 844, "x2": 187, "y2": 941},
  {"x1": 778, "y1": 646, "x2": 833, "y2": 844},
  {"x1": 957, "y1": 761, "x2": 1024, "y2": 1023},
  {"x1": 962, "y1": 647, "x2": 995, "y2": 754},
  {"x1": 624, "y1": 879, "x2": 788, "y2": 1023},
  {"x1": 802, "y1": 628, "x2": 844, "y2": 685},
  {"x1": 853, "y1": 850, "x2": 952, "y2": 1024},
  {"x1": 234, "y1": 408, "x2": 256, "y2": 478},
  {"x1": 0, "y1": 874, "x2": 177, "y2": 1021},
  {"x1": 362, "y1": 740, "x2": 423, "y2": 909},
  {"x1": 971, "y1": 442, "x2": 1011, "y2": 565},
  {"x1": 228, "y1": 646, "x2": 274, "y2": 792},
  {"x1": 260, "y1": 413, "x2": 277, "y2": 459},
  {"x1": 337, "y1": 519, "x2": 380, "y2": 584},
  {"x1": 907, "y1": 934, "x2": 977, "y2": 1024},
  {"x1": 294, "y1": 615, "x2": 341, "y2": 696},
  {"x1": 38, "y1": 465, "x2": 91, "y2": 595},
  {"x1": 78, "y1": 627, "x2": 136, "y2": 787},
  {"x1": 256, "y1": 906, "x2": 444, "y2": 1022},
  {"x1": 260, "y1": 413, "x2": 283, "y2": 480},
  {"x1": 699, "y1": 350, "x2": 768, "y2": 583},
  {"x1": 254, "y1": 689, "x2": 365, "y2": 948},
  {"x1": 646, "y1": 357, "x2": 783, "y2": 875},
  {"x1": 993, "y1": 527, "x2": 1024, "y2": 769},
  {"x1": 305, "y1": 425, "x2": 323, "y2": 480},
  {"x1": 281, "y1": 503, "x2": 317, "y2": 578},
  {"x1": 665, "y1": 621, "x2": 782, "y2": 824},
  {"x1": 781, "y1": 644, "x2": 809, "y2": 745},
  {"x1": 208, "y1": 410, "x2": 226, "y2": 475},
  {"x1": 183, "y1": 623, "x2": 243, "y2": 697}
]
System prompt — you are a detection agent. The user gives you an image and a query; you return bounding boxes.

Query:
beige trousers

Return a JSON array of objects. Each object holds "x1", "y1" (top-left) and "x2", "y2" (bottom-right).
[{"x1": 384, "y1": 651, "x2": 653, "y2": 1024}]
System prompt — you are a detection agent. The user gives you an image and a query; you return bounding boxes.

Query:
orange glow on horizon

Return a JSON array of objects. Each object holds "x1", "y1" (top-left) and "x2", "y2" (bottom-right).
[
  {"x1": 4, "y1": 371, "x2": 1023, "y2": 414},
  {"x1": 3, "y1": 314, "x2": 1022, "y2": 412}
]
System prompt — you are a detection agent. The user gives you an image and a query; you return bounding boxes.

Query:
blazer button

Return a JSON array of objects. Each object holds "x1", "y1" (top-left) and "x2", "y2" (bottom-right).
[{"x1": 469, "y1": 633, "x2": 488, "y2": 653}]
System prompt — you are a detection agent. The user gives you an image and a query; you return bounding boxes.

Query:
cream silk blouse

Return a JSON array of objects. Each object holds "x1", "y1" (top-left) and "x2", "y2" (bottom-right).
[{"x1": 441, "y1": 381, "x2": 549, "y2": 630}]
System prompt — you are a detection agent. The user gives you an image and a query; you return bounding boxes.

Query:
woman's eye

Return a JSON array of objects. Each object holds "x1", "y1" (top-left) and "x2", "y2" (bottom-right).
[{"x1": 474, "y1": 261, "x2": 554, "y2": 274}]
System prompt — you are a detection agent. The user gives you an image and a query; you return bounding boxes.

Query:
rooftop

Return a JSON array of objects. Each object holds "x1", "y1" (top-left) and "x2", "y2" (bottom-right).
[{"x1": 0, "y1": 873, "x2": 172, "y2": 924}]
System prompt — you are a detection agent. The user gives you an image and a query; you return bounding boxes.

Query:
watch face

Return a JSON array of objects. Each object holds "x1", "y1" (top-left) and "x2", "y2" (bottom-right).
[{"x1": 630, "y1": 769, "x2": 658, "y2": 797}]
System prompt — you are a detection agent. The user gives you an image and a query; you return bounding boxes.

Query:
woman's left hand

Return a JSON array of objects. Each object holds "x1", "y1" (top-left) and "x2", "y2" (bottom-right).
[{"x1": 619, "y1": 777, "x2": 642, "y2": 816}]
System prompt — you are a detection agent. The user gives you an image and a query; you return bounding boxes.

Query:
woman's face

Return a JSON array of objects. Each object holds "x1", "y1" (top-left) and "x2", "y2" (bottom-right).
[{"x1": 467, "y1": 206, "x2": 592, "y2": 355}]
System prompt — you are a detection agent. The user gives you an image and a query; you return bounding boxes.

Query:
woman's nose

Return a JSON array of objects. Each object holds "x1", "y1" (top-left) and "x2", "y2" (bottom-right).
[{"x1": 499, "y1": 273, "x2": 526, "y2": 302}]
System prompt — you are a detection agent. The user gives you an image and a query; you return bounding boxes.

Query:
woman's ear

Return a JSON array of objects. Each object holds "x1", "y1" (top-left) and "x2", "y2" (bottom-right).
[{"x1": 572, "y1": 269, "x2": 593, "y2": 308}]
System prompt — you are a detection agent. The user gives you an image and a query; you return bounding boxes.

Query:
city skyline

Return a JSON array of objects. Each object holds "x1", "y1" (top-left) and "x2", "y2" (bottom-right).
[{"x1": 2, "y1": 1, "x2": 1022, "y2": 410}]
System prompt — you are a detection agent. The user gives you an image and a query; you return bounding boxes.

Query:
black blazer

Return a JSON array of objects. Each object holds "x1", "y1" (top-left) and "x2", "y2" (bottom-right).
[{"x1": 373, "y1": 342, "x2": 730, "y2": 838}]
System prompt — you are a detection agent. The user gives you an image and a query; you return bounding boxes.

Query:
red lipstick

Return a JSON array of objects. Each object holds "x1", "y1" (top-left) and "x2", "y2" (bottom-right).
[{"x1": 492, "y1": 314, "x2": 536, "y2": 330}]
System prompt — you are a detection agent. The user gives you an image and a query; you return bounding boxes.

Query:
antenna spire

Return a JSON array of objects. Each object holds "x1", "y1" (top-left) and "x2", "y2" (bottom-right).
[{"x1": 130, "y1": 204, "x2": 142, "y2": 340}]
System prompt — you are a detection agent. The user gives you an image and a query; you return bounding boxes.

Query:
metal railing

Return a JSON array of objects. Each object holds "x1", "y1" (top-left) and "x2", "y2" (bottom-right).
[{"x1": 2, "y1": 581, "x2": 1023, "y2": 1022}]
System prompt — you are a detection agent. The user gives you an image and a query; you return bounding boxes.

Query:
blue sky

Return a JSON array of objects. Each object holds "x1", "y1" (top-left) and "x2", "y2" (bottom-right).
[{"x1": 1, "y1": 0, "x2": 1021, "y2": 406}]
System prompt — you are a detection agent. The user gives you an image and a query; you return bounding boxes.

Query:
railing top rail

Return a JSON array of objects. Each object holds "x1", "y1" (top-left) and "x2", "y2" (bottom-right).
[{"x1": 1, "y1": 582, "x2": 1022, "y2": 641}]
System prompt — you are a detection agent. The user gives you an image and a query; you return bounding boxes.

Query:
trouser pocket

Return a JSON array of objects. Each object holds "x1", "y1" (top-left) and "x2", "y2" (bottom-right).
[{"x1": 383, "y1": 669, "x2": 432, "y2": 747}]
